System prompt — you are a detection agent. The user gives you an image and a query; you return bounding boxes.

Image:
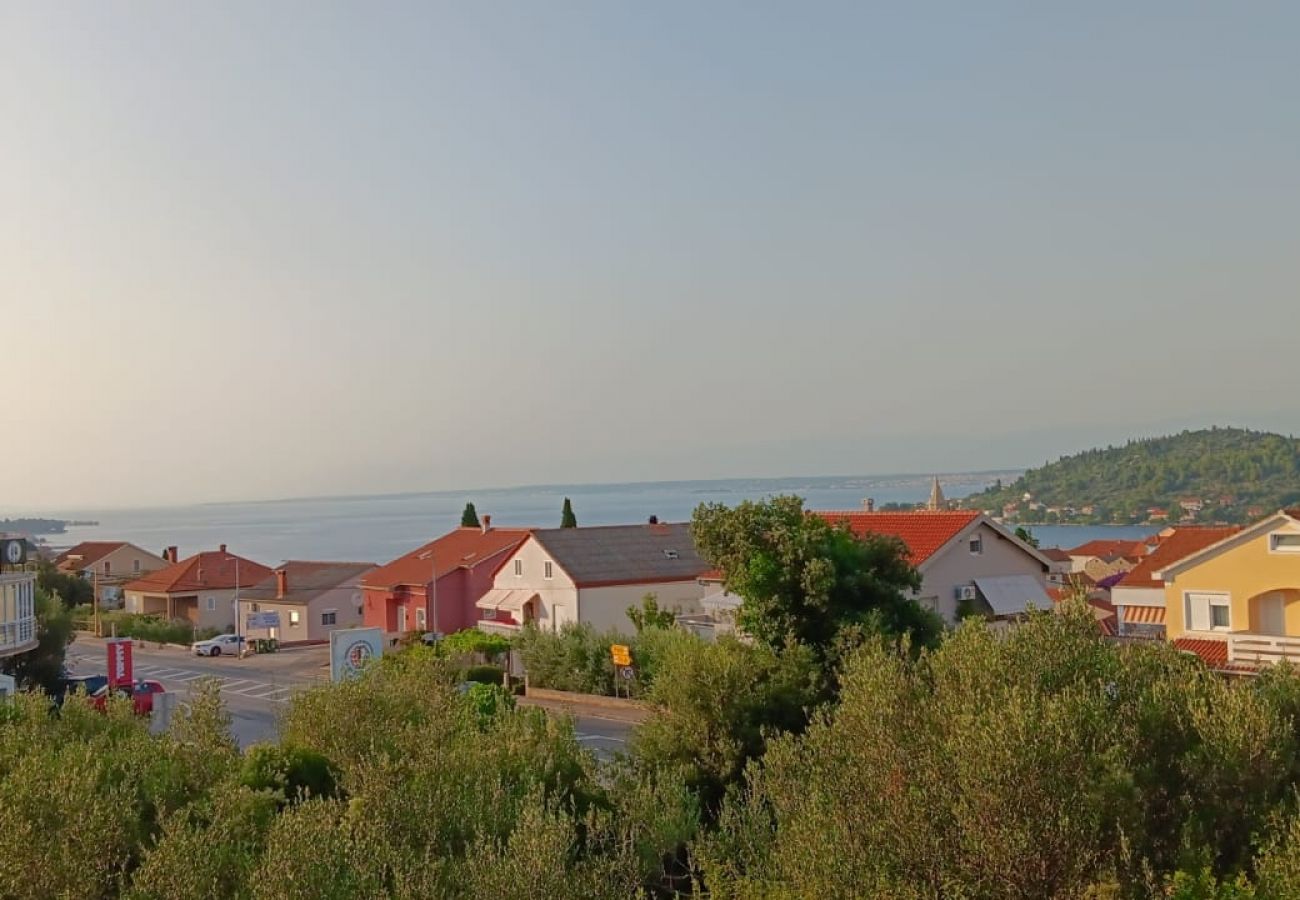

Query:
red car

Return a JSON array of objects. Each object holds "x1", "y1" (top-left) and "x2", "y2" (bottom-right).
[{"x1": 89, "y1": 680, "x2": 166, "y2": 716}]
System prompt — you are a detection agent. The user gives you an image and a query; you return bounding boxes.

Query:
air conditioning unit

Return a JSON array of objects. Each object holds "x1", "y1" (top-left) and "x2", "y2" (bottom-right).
[{"x1": 956, "y1": 585, "x2": 978, "y2": 602}]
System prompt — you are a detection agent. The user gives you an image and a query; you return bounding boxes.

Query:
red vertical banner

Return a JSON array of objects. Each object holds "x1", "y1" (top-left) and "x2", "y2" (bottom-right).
[{"x1": 107, "y1": 639, "x2": 134, "y2": 689}]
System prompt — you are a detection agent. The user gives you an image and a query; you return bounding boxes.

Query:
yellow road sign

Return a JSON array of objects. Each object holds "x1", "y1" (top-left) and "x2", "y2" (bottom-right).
[{"x1": 610, "y1": 644, "x2": 632, "y2": 666}]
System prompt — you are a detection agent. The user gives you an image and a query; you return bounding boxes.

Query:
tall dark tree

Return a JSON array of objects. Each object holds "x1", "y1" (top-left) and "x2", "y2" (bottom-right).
[
  {"x1": 460, "y1": 502, "x2": 480, "y2": 528},
  {"x1": 1014, "y1": 525, "x2": 1040, "y2": 548},
  {"x1": 560, "y1": 497, "x2": 578, "y2": 528}
]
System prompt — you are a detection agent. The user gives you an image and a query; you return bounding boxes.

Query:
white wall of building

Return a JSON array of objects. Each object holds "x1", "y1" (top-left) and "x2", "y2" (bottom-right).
[
  {"x1": 918, "y1": 522, "x2": 1049, "y2": 623},
  {"x1": 576, "y1": 581, "x2": 706, "y2": 632}
]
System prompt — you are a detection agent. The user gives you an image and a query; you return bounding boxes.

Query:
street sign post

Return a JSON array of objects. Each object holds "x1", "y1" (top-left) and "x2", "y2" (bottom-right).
[
  {"x1": 107, "y1": 638, "x2": 133, "y2": 689},
  {"x1": 610, "y1": 644, "x2": 631, "y2": 666}
]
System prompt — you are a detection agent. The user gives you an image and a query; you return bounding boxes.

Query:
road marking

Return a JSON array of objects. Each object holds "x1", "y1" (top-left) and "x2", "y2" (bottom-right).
[{"x1": 576, "y1": 732, "x2": 627, "y2": 743}]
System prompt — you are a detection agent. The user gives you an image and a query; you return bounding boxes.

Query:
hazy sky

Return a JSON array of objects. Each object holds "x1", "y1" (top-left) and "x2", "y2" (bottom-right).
[{"x1": 4, "y1": 2, "x2": 1298, "y2": 510}]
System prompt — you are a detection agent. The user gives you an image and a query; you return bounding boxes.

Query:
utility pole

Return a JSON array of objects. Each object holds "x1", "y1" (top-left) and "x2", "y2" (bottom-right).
[{"x1": 93, "y1": 569, "x2": 100, "y2": 637}]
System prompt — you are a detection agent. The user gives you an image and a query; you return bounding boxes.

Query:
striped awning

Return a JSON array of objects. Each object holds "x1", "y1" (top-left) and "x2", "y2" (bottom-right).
[
  {"x1": 475, "y1": 589, "x2": 537, "y2": 613},
  {"x1": 1122, "y1": 605, "x2": 1166, "y2": 625}
]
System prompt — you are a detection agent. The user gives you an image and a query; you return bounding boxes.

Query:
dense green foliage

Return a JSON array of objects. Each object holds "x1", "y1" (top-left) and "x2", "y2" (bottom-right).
[
  {"x1": 0, "y1": 588, "x2": 74, "y2": 693},
  {"x1": 460, "y1": 502, "x2": 480, "y2": 528},
  {"x1": 968, "y1": 427, "x2": 1300, "y2": 524},
  {"x1": 73, "y1": 610, "x2": 220, "y2": 646},
  {"x1": 692, "y1": 495, "x2": 942, "y2": 663},
  {"x1": 0, "y1": 653, "x2": 696, "y2": 898},
  {"x1": 36, "y1": 559, "x2": 93, "y2": 606},
  {"x1": 561, "y1": 497, "x2": 578, "y2": 528},
  {"x1": 13, "y1": 604, "x2": 1300, "y2": 895},
  {"x1": 695, "y1": 606, "x2": 1300, "y2": 898},
  {"x1": 434, "y1": 627, "x2": 512, "y2": 660}
]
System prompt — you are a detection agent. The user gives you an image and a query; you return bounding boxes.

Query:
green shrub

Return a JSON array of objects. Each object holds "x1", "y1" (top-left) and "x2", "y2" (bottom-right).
[
  {"x1": 239, "y1": 744, "x2": 340, "y2": 805},
  {"x1": 461, "y1": 664, "x2": 505, "y2": 685}
]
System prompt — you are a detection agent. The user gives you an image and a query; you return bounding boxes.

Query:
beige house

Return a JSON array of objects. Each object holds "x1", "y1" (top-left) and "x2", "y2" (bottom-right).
[
  {"x1": 238, "y1": 561, "x2": 374, "y2": 643},
  {"x1": 816, "y1": 510, "x2": 1054, "y2": 624},
  {"x1": 123, "y1": 545, "x2": 273, "y2": 632},
  {"x1": 476, "y1": 522, "x2": 710, "y2": 634},
  {"x1": 55, "y1": 541, "x2": 171, "y2": 606}
]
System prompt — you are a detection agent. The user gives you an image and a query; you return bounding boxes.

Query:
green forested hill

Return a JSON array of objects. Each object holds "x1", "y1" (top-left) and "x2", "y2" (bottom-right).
[{"x1": 966, "y1": 428, "x2": 1300, "y2": 525}]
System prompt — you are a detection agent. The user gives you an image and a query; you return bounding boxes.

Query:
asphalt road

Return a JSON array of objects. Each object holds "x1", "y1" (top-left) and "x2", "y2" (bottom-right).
[{"x1": 66, "y1": 635, "x2": 635, "y2": 755}]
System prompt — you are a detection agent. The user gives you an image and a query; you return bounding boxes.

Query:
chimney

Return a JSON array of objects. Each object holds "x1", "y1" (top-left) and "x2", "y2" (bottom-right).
[
  {"x1": 275, "y1": 568, "x2": 287, "y2": 599},
  {"x1": 481, "y1": 514, "x2": 491, "y2": 534},
  {"x1": 219, "y1": 543, "x2": 227, "y2": 554},
  {"x1": 864, "y1": 498, "x2": 875, "y2": 512},
  {"x1": 165, "y1": 546, "x2": 178, "y2": 563},
  {"x1": 648, "y1": 515, "x2": 659, "y2": 525}
]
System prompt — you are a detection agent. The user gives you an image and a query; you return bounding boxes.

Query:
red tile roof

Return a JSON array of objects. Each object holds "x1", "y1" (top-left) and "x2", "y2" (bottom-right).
[
  {"x1": 1067, "y1": 538, "x2": 1150, "y2": 559},
  {"x1": 1173, "y1": 637, "x2": 1229, "y2": 668},
  {"x1": 362, "y1": 527, "x2": 532, "y2": 590},
  {"x1": 815, "y1": 511, "x2": 981, "y2": 566},
  {"x1": 123, "y1": 549, "x2": 272, "y2": 594},
  {"x1": 1116, "y1": 527, "x2": 1241, "y2": 589},
  {"x1": 55, "y1": 541, "x2": 128, "y2": 570}
]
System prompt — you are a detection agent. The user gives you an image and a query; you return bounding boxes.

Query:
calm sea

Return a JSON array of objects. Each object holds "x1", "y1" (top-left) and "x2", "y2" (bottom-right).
[{"x1": 30, "y1": 474, "x2": 1152, "y2": 565}]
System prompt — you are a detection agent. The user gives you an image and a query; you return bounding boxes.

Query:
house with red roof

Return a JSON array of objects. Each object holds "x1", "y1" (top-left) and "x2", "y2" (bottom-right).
[
  {"x1": 1109, "y1": 526, "x2": 1240, "y2": 639},
  {"x1": 122, "y1": 545, "x2": 273, "y2": 631},
  {"x1": 814, "y1": 510, "x2": 1053, "y2": 624},
  {"x1": 54, "y1": 541, "x2": 171, "y2": 607},
  {"x1": 361, "y1": 517, "x2": 531, "y2": 639}
]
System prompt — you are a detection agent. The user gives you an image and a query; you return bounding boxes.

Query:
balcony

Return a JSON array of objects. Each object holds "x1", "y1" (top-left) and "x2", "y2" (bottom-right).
[
  {"x1": 0, "y1": 572, "x2": 37, "y2": 657},
  {"x1": 1228, "y1": 633, "x2": 1300, "y2": 667}
]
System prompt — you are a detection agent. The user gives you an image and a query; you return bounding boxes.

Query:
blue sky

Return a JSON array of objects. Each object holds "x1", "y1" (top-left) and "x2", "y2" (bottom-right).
[{"x1": 3, "y1": 2, "x2": 1298, "y2": 508}]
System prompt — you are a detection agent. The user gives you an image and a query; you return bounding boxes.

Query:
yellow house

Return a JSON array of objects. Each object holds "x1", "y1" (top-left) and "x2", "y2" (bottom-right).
[{"x1": 1160, "y1": 510, "x2": 1300, "y2": 666}]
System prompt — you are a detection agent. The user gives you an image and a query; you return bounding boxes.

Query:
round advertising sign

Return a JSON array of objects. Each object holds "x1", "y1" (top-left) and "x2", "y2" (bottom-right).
[{"x1": 344, "y1": 639, "x2": 374, "y2": 676}]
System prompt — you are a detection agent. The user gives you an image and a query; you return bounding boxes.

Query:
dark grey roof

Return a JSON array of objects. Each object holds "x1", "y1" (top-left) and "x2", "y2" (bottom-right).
[
  {"x1": 531, "y1": 523, "x2": 708, "y2": 586},
  {"x1": 240, "y1": 560, "x2": 376, "y2": 605}
]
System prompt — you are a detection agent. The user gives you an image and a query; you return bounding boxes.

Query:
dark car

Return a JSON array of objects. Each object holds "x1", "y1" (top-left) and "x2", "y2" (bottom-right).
[{"x1": 52, "y1": 673, "x2": 109, "y2": 706}]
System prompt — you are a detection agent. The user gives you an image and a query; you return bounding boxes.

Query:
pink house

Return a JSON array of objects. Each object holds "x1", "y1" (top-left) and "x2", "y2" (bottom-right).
[{"x1": 361, "y1": 518, "x2": 531, "y2": 639}]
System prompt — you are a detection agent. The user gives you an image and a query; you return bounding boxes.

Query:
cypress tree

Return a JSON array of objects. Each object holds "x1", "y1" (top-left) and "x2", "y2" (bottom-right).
[
  {"x1": 460, "y1": 502, "x2": 480, "y2": 528},
  {"x1": 560, "y1": 498, "x2": 577, "y2": 528}
]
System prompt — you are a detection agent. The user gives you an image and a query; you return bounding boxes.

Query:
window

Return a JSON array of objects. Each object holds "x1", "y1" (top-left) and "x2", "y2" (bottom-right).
[
  {"x1": 1185, "y1": 592, "x2": 1231, "y2": 631},
  {"x1": 416, "y1": 608, "x2": 427, "y2": 629},
  {"x1": 544, "y1": 561, "x2": 553, "y2": 580},
  {"x1": 1270, "y1": 534, "x2": 1300, "y2": 553},
  {"x1": 103, "y1": 561, "x2": 111, "y2": 575},
  {"x1": 133, "y1": 559, "x2": 141, "y2": 573},
  {"x1": 481, "y1": 607, "x2": 497, "y2": 620},
  {"x1": 514, "y1": 559, "x2": 523, "y2": 577},
  {"x1": 206, "y1": 597, "x2": 216, "y2": 611},
  {"x1": 321, "y1": 611, "x2": 337, "y2": 626},
  {"x1": 969, "y1": 536, "x2": 983, "y2": 555},
  {"x1": 250, "y1": 603, "x2": 259, "y2": 612},
  {"x1": 289, "y1": 610, "x2": 300, "y2": 626}
]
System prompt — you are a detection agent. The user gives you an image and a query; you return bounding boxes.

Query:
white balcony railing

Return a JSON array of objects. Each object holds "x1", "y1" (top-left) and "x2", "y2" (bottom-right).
[
  {"x1": 1228, "y1": 633, "x2": 1300, "y2": 666},
  {"x1": 0, "y1": 572, "x2": 38, "y2": 658}
]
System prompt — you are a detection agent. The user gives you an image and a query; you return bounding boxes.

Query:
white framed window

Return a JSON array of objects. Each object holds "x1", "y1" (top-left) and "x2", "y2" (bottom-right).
[
  {"x1": 289, "y1": 610, "x2": 300, "y2": 626},
  {"x1": 482, "y1": 607, "x2": 497, "y2": 620},
  {"x1": 1270, "y1": 533, "x2": 1300, "y2": 553},
  {"x1": 514, "y1": 559, "x2": 523, "y2": 577},
  {"x1": 416, "y1": 608, "x2": 427, "y2": 629},
  {"x1": 205, "y1": 597, "x2": 216, "y2": 611},
  {"x1": 133, "y1": 559, "x2": 141, "y2": 573},
  {"x1": 969, "y1": 536, "x2": 983, "y2": 555},
  {"x1": 1185, "y1": 592, "x2": 1231, "y2": 632},
  {"x1": 544, "y1": 561, "x2": 553, "y2": 580},
  {"x1": 322, "y1": 610, "x2": 337, "y2": 626}
]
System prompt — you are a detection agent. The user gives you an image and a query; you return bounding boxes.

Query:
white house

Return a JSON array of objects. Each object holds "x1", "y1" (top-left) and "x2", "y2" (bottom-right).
[{"x1": 475, "y1": 522, "x2": 710, "y2": 634}]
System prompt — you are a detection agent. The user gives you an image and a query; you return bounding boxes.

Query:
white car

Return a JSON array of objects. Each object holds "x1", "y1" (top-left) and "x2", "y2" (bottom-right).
[{"x1": 192, "y1": 634, "x2": 245, "y2": 657}]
